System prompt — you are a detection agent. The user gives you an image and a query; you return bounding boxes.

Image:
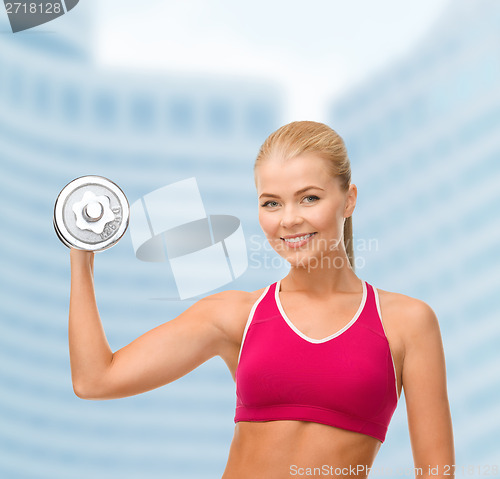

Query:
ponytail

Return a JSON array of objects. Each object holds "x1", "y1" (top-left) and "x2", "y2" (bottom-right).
[{"x1": 344, "y1": 216, "x2": 355, "y2": 272}]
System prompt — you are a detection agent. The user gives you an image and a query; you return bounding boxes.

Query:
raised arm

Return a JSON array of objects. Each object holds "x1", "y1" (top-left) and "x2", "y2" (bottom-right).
[
  {"x1": 69, "y1": 248, "x2": 232, "y2": 400},
  {"x1": 401, "y1": 299, "x2": 455, "y2": 478}
]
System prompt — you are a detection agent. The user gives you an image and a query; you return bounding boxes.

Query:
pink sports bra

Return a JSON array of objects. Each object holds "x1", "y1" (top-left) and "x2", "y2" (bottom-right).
[{"x1": 234, "y1": 278, "x2": 399, "y2": 443}]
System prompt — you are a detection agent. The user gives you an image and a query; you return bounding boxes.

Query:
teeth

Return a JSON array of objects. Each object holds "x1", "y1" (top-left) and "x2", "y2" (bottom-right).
[{"x1": 284, "y1": 233, "x2": 314, "y2": 243}]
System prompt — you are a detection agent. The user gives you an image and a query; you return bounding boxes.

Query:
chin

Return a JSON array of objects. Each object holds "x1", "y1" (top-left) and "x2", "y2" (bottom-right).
[{"x1": 283, "y1": 252, "x2": 316, "y2": 267}]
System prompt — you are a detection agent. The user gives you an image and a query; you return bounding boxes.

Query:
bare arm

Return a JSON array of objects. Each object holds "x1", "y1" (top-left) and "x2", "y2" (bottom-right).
[
  {"x1": 69, "y1": 249, "x2": 111, "y2": 397},
  {"x1": 69, "y1": 248, "x2": 231, "y2": 400},
  {"x1": 401, "y1": 299, "x2": 455, "y2": 478}
]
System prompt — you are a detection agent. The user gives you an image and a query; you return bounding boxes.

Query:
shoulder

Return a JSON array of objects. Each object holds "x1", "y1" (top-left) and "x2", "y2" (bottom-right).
[
  {"x1": 199, "y1": 286, "x2": 267, "y2": 312},
  {"x1": 376, "y1": 287, "x2": 437, "y2": 321},
  {"x1": 375, "y1": 287, "x2": 441, "y2": 355},
  {"x1": 199, "y1": 286, "x2": 269, "y2": 342}
]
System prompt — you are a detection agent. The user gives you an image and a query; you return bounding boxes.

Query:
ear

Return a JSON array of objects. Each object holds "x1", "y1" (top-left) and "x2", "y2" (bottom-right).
[{"x1": 344, "y1": 184, "x2": 357, "y2": 218}]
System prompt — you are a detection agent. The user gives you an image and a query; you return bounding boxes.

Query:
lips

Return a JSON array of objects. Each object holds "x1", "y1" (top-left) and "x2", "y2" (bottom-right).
[
  {"x1": 281, "y1": 233, "x2": 314, "y2": 243},
  {"x1": 281, "y1": 232, "x2": 317, "y2": 244}
]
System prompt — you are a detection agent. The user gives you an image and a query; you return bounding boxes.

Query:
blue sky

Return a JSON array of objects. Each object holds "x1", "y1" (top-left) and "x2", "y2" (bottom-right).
[{"x1": 94, "y1": 0, "x2": 450, "y2": 121}]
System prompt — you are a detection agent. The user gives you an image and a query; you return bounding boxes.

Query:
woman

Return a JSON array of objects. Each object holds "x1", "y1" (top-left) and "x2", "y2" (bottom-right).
[{"x1": 69, "y1": 121, "x2": 455, "y2": 478}]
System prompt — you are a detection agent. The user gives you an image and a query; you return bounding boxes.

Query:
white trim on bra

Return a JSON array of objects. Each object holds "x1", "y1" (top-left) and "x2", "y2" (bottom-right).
[
  {"x1": 373, "y1": 286, "x2": 401, "y2": 401},
  {"x1": 237, "y1": 284, "x2": 271, "y2": 366},
  {"x1": 275, "y1": 279, "x2": 367, "y2": 344}
]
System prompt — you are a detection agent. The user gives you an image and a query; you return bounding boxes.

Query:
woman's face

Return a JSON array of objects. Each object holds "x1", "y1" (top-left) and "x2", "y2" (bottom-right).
[{"x1": 255, "y1": 152, "x2": 357, "y2": 269}]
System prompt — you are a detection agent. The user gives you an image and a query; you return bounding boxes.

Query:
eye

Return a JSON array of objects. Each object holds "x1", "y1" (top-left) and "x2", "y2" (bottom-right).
[
  {"x1": 303, "y1": 195, "x2": 319, "y2": 203},
  {"x1": 260, "y1": 200, "x2": 279, "y2": 208}
]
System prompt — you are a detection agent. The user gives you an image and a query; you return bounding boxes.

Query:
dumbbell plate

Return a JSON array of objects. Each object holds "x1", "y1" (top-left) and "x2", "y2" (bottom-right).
[{"x1": 54, "y1": 176, "x2": 130, "y2": 252}]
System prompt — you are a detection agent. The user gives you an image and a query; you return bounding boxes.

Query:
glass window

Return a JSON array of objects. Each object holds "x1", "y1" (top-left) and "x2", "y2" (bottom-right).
[
  {"x1": 33, "y1": 76, "x2": 51, "y2": 116},
  {"x1": 93, "y1": 90, "x2": 117, "y2": 127},
  {"x1": 8, "y1": 67, "x2": 24, "y2": 107},
  {"x1": 60, "y1": 84, "x2": 80, "y2": 123},
  {"x1": 166, "y1": 97, "x2": 195, "y2": 135},
  {"x1": 131, "y1": 95, "x2": 155, "y2": 131},
  {"x1": 245, "y1": 102, "x2": 276, "y2": 138},
  {"x1": 207, "y1": 99, "x2": 233, "y2": 136}
]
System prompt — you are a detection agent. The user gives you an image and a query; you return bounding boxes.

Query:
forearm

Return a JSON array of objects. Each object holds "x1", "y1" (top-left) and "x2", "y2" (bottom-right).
[{"x1": 69, "y1": 249, "x2": 113, "y2": 398}]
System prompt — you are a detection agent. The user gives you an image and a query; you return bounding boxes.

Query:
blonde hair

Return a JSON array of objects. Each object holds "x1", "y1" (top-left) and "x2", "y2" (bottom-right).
[{"x1": 254, "y1": 120, "x2": 354, "y2": 271}]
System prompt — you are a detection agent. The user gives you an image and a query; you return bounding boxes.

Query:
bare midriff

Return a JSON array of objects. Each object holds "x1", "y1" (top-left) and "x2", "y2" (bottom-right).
[{"x1": 221, "y1": 420, "x2": 382, "y2": 479}]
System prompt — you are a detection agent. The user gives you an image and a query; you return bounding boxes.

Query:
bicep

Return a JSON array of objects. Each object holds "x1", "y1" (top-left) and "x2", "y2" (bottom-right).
[
  {"x1": 91, "y1": 294, "x2": 228, "y2": 400},
  {"x1": 402, "y1": 301, "x2": 455, "y2": 472}
]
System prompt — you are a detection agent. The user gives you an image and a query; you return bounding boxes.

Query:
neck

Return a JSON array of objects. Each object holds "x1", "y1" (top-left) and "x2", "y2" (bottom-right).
[{"x1": 282, "y1": 253, "x2": 361, "y2": 296}]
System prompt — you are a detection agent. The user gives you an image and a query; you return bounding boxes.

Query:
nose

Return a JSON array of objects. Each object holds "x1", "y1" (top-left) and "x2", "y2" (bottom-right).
[{"x1": 279, "y1": 205, "x2": 303, "y2": 229}]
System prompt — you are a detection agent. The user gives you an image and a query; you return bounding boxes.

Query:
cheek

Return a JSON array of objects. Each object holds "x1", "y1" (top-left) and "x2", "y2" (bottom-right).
[
  {"x1": 309, "y1": 209, "x2": 333, "y2": 229},
  {"x1": 309, "y1": 207, "x2": 343, "y2": 234},
  {"x1": 259, "y1": 212, "x2": 277, "y2": 235}
]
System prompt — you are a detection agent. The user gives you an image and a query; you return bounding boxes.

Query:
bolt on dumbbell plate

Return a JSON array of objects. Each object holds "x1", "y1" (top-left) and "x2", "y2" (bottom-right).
[{"x1": 54, "y1": 176, "x2": 130, "y2": 251}]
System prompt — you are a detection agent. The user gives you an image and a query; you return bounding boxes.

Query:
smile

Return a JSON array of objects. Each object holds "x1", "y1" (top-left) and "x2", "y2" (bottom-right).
[{"x1": 281, "y1": 232, "x2": 317, "y2": 247}]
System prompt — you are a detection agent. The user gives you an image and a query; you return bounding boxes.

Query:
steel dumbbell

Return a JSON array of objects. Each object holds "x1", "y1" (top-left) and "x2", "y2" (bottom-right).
[{"x1": 53, "y1": 176, "x2": 130, "y2": 252}]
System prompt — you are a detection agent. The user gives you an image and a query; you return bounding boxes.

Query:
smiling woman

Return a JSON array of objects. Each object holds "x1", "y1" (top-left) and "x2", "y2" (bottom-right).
[
  {"x1": 68, "y1": 120, "x2": 455, "y2": 479},
  {"x1": 254, "y1": 121, "x2": 356, "y2": 272},
  {"x1": 224, "y1": 121, "x2": 455, "y2": 477}
]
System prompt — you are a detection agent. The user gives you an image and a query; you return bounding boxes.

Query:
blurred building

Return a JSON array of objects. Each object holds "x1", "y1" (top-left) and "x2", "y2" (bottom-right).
[
  {"x1": 330, "y1": 0, "x2": 500, "y2": 469},
  {"x1": 0, "y1": 5, "x2": 283, "y2": 479}
]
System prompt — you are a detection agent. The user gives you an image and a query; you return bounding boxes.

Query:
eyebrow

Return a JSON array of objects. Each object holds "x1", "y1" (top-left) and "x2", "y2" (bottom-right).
[{"x1": 259, "y1": 186, "x2": 325, "y2": 199}]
